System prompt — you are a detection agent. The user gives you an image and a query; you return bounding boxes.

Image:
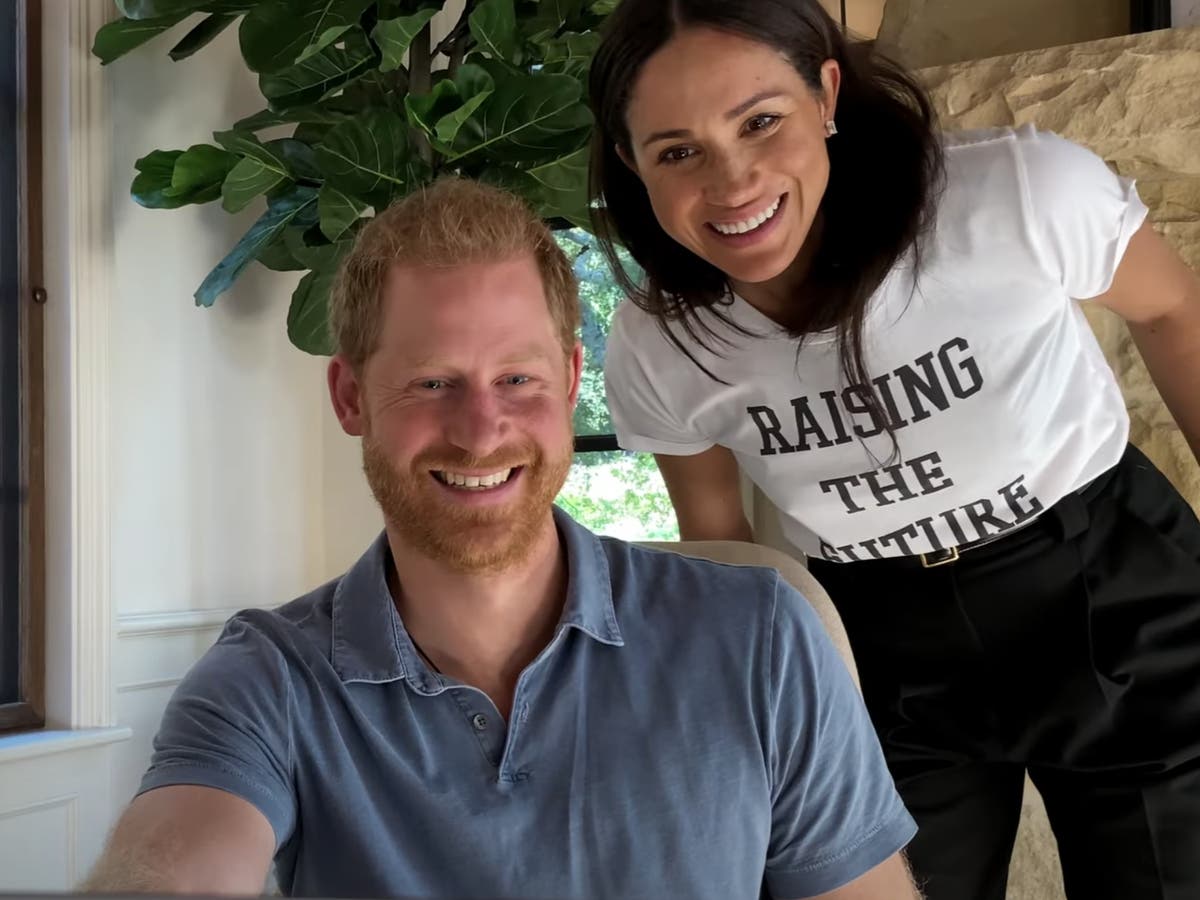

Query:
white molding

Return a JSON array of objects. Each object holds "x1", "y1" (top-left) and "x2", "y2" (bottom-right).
[
  {"x1": 116, "y1": 606, "x2": 266, "y2": 637},
  {"x1": 115, "y1": 676, "x2": 184, "y2": 695},
  {"x1": 41, "y1": 0, "x2": 117, "y2": 728},
  {"x1": 0, "y1": 793, "x2": 76, "y2": 823},
  {"x1": 0, "y1": 728, "x2": 132, "y2": 766},
  {"x1": 0, "y1": 793, "x2": 80, "y2": 882}
]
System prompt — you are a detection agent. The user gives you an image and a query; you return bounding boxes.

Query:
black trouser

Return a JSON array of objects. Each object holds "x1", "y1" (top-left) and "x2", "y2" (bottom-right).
[{"x1": 808, "y1": 445, "x2": 1200, "y2": 900}]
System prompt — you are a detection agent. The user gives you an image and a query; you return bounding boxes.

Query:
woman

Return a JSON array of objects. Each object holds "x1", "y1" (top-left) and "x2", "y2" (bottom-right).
[{"x1": 588, "y1": 2, "x2": 1200, "y2": 898}]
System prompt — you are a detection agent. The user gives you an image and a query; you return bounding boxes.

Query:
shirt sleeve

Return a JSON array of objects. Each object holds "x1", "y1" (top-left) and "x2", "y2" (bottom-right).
[
  {"x1": 137, "y1": 612, "x2": 297, "y2": 850},
  {"x1": 1017, "y1": 128, "x2": 1149, "y2": 300},
  {"x1": 603, "y1": 304, "x2": 714, "y2": 455},
  {"x1": 764, "y1": 575, "x2": 917, "y2": 898}
]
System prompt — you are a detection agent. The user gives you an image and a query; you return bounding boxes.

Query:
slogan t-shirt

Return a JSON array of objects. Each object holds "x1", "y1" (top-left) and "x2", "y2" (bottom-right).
[{"x1": 604, "y1": 126, "x2": 1147, "y2": 562}]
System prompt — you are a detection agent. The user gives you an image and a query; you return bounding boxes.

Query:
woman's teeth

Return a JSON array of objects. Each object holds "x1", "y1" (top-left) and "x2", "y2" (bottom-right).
[
  {"x1": 711, "y1": 196, "x2": 783, "y2": 236},
  {"x1": 435, "y1": 469, "x2": 514, "y2": 490}
]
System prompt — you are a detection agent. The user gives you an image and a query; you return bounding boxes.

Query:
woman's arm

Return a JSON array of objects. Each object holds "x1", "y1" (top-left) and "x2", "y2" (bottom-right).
[
  {"x1": 1092, "y1": 222, "x2": 1200, "y2": 464},
  {"x1": 655, "y1": 445, "x2": 754, "y2": 542}
]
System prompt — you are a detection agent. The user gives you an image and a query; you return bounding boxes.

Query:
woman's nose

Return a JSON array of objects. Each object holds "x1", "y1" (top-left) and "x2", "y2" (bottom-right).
[{"x1": 704, "y1": 148, "x2": 760, "y2": 207}]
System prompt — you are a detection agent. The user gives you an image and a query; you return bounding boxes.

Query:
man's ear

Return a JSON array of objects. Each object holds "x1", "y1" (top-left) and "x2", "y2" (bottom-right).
[
  {"x1": 328, "y1": 354, "x2": 367, "y2": 436},
  {"x1": 567, "y1": 341, "x2": 584, "y2": 410}
]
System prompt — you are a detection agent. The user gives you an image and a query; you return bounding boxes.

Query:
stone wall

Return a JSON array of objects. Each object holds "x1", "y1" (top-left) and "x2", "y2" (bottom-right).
[{"x1": 919, "y1": 26, "x2": 1200, "y2": 515}]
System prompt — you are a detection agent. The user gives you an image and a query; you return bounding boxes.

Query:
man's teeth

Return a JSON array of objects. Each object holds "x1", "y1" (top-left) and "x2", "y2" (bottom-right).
[
  {"x1": 435, "y1": 468, "x2": 514, "y2": 490},
  {"x1": 711, "y1": 196, "x2": 782, "y2": 235}
]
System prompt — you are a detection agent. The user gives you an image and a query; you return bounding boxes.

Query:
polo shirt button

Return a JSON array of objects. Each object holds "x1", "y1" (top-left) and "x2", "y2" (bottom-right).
[{"x1": 472, "y1": 714, "x2": 488, "y2": 731}]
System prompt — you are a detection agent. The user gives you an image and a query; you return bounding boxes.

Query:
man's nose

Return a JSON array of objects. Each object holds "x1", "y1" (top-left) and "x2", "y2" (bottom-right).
[{"x1": 444, "y1": 388, "x2": 509, "y2": 461}]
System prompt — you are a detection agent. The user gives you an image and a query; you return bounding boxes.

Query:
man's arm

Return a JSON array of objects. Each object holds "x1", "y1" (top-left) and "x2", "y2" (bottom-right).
[
  {"x1": 81, "y1": 785, "x2": 275, "y2": 894},
  {"x1": 789, "y1": 852, "x2": 923, "y2": 900}
]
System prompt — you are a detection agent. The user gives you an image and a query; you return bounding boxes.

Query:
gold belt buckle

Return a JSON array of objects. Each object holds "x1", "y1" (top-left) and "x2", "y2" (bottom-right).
[{"x1": 920, "y1": 546, "x2": 960, "y2": 568}]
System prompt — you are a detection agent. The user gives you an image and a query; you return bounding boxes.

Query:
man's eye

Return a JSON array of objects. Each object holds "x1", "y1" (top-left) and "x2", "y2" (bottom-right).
[
  {"x1": 505, "y1": 375, "x2": 531, "y2": 386},
  {"x1": 420, "y1": 379, "x2": 446, "y2": 391}
]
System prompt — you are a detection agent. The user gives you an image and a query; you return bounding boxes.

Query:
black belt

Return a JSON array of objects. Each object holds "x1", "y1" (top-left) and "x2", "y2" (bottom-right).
[{"x1": 895, "y1": 464, "x2": 1118, "y2": 570}]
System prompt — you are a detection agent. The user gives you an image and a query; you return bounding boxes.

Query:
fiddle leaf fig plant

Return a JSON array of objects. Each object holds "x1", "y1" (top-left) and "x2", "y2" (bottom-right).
[{"x1": 94, "y1": 0, "x2": 611, "y2": 354}]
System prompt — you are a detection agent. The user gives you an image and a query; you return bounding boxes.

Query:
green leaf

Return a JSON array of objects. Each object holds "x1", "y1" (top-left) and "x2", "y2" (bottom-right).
[
  {"x1": 538, "y1": 31, "x2": 599, "y2": 78},
  {"x1": 169, "y1": 144, "x2": 239, "y2": 204},
  {"x1": 216, "y1": 130, "x2": 322, "y2": 183},
  {"x1": 523, "y1": 0, "x2": 585, "y2": 42},
  {"x1": 318, "y1": 183, "x2": 369, "y2": 241},
  {"x1": 214, "y1": 129, "x2": 291, "y2": 171},
  {"x1": 404, "y1": 66, "x2": 496, "y2": 152},
  {"x1": 195, "y1": 185, "x2": 319, "y2": 307},
  {"x1": 92, "y1": 13, "x2": 189, "y2": 64},
  {"x1": 523, "y1": 143, "x2": 591, "y2": 227},
  {"x1": 287, "y1": 241, "x2": 351, "y2": 355},
  {"x1": 288, "y1": 268, "x2": 338, "y2": 355},
  {"x1": 315, "y1": 108, "x2": 413, "y2": 197},
  {"x1": 258, "y1": 28, "x2": 378, "y2": 109},
  {"x1": 433, "y1": 90, "x2": 494, "y2": 150},
  {"x1": 257, "y1": 232, "x2": 306, "y2": 271},
  {"x1": 270, "y1": 139, "x2": 324, "y2": 181},
  {"x1": 445, "y1": 70, "x2": 592, "y2": 164},
  {"x1": 239, "y1": 0, "x2": 376, "y2": 73},
  {"x1": 589, "y1": 0, "x2": 619, "y2": 14},
  {"x1": 222, "y1": 158, "x2": 289, "y2": 212},
  {"x1": 372, "y1": 8, "x2": 439, "y2": 73},
  {"x1": 168, "y1": 13, "x2": 237, "y2": 61},
  {"x1": 404, "y1": 79, "x2": 461, "y2": 137},
  {"x1": 469, "y1": 0, "x2": 519, "y2": 63},
  {"x1": 233, "y1": 104, "x2": 349, "y2": 131},
  {"x1": 131, "y1": 149, "x2": 186, "y2": 208}
]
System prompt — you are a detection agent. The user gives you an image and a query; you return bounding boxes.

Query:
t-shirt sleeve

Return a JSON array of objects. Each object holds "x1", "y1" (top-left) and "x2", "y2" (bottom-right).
[
  {"x1": 1017, "y1": 128, "x2": 1149, "y2": 300},
  {"x1": 764, "y1": 575, "x2": 917, "y2": 898},
  {"x1": 603, "y1": 304, "x2": 714, "y2": 455},
  {"x1": 137, "y1": 613, "x2": 297, "y2": 850}
]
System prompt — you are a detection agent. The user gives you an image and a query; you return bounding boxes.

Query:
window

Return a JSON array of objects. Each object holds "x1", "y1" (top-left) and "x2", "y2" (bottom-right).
[
  {"x1": 0, "y1": 0, "x2": 44, "y2": 733},
  {"x1": 555, "y1": 230, "x2": 679, "y2": 542}
]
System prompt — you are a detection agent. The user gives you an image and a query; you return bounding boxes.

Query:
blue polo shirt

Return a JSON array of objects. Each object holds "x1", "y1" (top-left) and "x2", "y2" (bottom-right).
[{"x1": 139, "y1": 507, "x2": 915, "y2": 899}]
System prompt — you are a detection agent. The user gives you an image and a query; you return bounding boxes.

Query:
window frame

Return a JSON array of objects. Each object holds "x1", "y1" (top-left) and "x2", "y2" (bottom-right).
[{"x1": 0, "y1": 0, "x2": 45, "y2": 734}]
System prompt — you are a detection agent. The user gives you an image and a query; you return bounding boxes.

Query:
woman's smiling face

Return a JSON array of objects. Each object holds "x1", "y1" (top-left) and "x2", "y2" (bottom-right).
[{"x1": 622, "y1": 26, "x2": 840, "y2": 291}]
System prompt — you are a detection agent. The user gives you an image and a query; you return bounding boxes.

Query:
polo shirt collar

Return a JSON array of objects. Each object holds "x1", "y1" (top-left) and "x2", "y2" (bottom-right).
[{"x1": 330, "y1": 507, "x2": 623, "y2": 686}]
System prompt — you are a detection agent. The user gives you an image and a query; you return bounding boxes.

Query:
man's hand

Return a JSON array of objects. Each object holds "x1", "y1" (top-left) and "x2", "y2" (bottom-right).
[{"x1": 81, "y1": 785, "x2": 275, "y2": 894}]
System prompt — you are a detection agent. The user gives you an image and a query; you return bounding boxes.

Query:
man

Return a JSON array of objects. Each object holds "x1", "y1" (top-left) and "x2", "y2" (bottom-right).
[{"x1": 83, "y1": 178, "x2": 921, "y2": 899}]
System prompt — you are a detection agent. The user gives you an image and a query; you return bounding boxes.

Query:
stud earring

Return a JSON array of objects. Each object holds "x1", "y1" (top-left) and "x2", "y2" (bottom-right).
[{"x1": 825, "y1": 120, "x2": 838, "y2": 137}]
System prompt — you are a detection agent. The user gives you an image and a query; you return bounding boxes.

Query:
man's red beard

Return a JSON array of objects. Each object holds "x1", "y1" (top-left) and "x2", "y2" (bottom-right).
[{"x1": 361, "y1": 434, "x2": 573, "y2": 574}]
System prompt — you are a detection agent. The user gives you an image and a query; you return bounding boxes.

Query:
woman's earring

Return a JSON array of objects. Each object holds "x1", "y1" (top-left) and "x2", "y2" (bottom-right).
[{"x1": 825, "y1": 120, "x2": 838, "y2": 138}]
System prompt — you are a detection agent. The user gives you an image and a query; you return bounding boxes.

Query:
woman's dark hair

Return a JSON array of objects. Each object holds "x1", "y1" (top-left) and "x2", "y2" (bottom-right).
[{"x1": 588, "y1": 0, "x2": 945, "y2": 415}]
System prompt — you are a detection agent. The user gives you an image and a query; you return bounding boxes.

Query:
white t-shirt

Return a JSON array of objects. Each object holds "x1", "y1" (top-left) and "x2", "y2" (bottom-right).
[{"x1": 605, "y1": 126, "x2": 1148, "y2": 562}]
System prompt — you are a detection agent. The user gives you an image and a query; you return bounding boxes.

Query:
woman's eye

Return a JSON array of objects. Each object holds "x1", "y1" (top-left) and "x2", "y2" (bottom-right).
[
  {"x1": 659, "y1": 146, "x2": 696, "y2": 164},
  {"x1": 745, "y1": 114, "x2": 780, "y2": 133}
]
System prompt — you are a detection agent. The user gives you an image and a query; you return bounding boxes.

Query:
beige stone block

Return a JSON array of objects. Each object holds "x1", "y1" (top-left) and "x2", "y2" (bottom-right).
[{"x1": 880, "y1": 0, "x2": 1128, "y2": 68}]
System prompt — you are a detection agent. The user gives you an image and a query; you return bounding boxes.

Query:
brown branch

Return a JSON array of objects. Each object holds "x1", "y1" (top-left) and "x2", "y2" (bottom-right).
[{"x1": 409, "y1": 21, "x2": 434, "y2": 165}]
